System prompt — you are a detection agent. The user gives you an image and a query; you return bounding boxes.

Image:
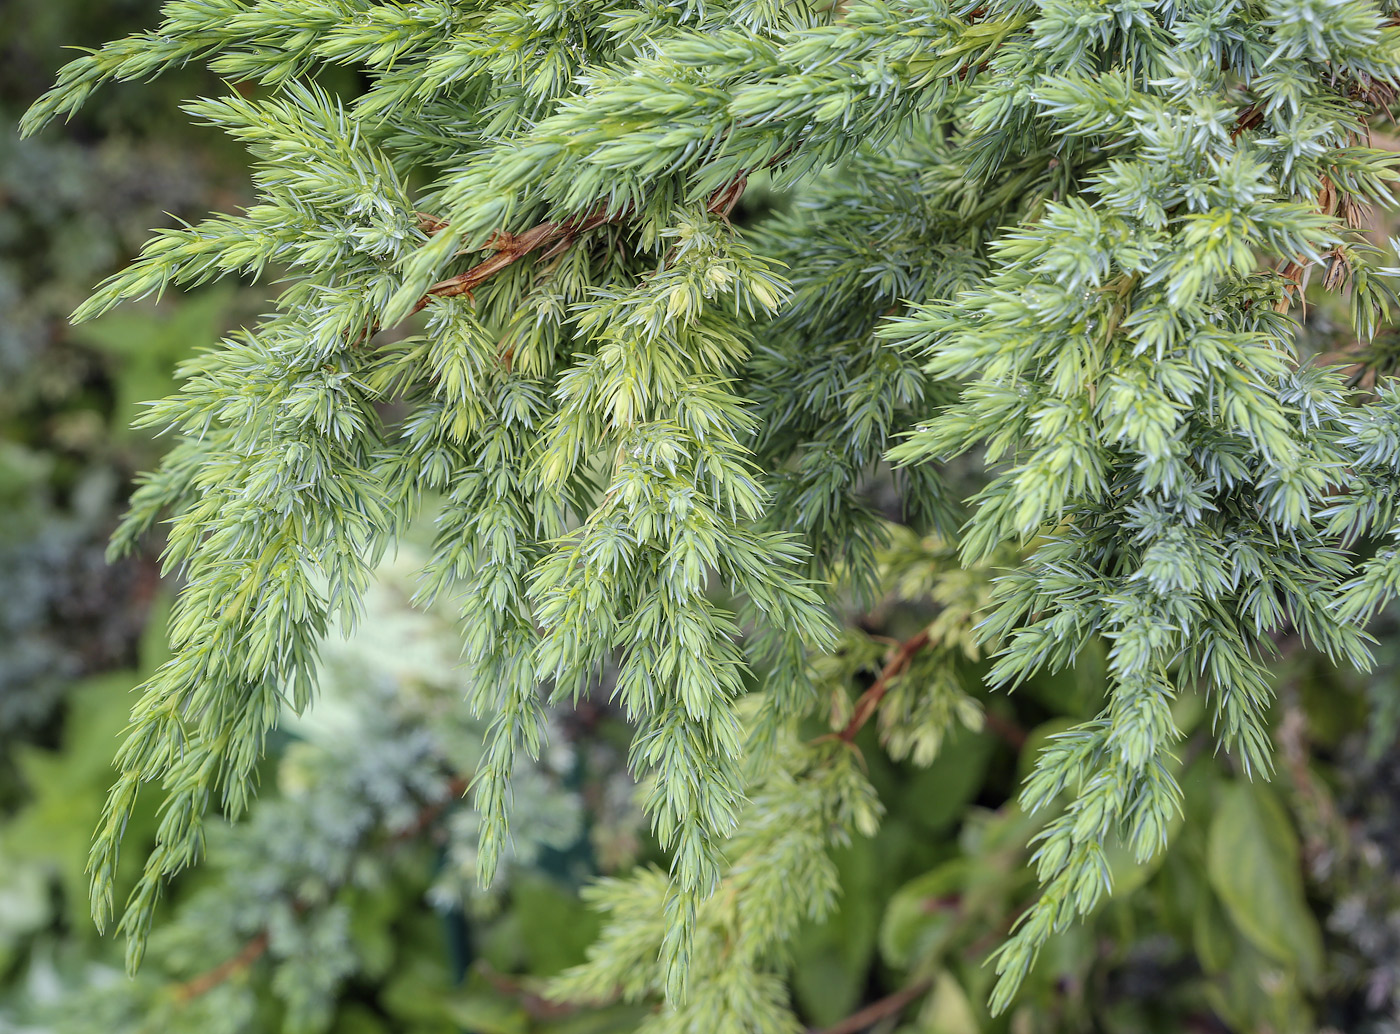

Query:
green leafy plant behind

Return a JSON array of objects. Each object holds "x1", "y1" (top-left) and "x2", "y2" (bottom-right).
[{"x1": 20, "y1": 0, "x2": 1400, "y2": 1025}]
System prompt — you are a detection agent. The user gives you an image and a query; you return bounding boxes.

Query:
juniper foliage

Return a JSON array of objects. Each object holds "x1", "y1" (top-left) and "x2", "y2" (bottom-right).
[{"x1": 21, "y1": 0, "x2": 1400, "y2": 1022}]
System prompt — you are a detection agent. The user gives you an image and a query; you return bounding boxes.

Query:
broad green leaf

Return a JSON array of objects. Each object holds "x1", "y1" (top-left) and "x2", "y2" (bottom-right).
[
  {"x1": 899, "y1": 724, "x2": 994, "y2": 833},
  {"x1": 1205, "y1": 781, "x2": 1323, "y2": 985},
  {"x1": 68, "y1": 287, "x2": 234, "y2": 439},
  {"x1": 1192, "y1": 892, "x2": 1235, "y2": 976},
  {"x1": 1201, "y1": 932, "x2": 1315, "y2": 1034},
  {"x1": 510, "y1": 873, "x2": 600, "y2": 976},
  {"x1": 345, "y1": 885, "x2": 404, "y2": 980},
  {"x1": 879, "y1": 860, "x2": 969, "y2": 969},
  {"x1": 444, "y1": 990, "x2": 529, "y2": 1034},
  {"x1": 917, "y1": 971, "x2": 978, "y2": 1034},
  {"x1": 379, "y1": 952, "x2": 460, "y2": 1025},
  {"x1": 9, "y1": 671, "x2": 153, "y2": 925}
]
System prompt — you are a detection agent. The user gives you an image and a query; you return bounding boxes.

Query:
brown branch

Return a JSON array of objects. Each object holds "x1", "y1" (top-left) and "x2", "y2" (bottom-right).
[
  {"x1": 172, "y1": 930, "x2": 270, "y2": 1002},
  {"x1": 808, "y1": 979, "x2": 933, "y2": 1034},
  {"x1": 392, "y1": 774, "x2": 470, "y2": 843},
  {"x1": 480, "y1": 964, "x2": 580, "y2": 1021},
  {"x1": 706, "y1": 173, "x2": 749, "y2": 219},
  {"x1": 983, "y1": 709, "x2": 1029, "y2": 751},
  {"x1": 346, "y1": 171, "x2": 757, "y2": 353},
  {"x1": 1230, "y1": 102, "x2": 1265, "y2": 142},
  {"x1": 415, "y1": 211, "x2": 451, "y2": 236},
  {"x1": 839, "y1": 629, "x2": 932, "y2": 742},
  {"x1": 1273, "y1": 177, "x2": 1339, "y2": 314},
  {"x1": 403, "y1": 171, "x2": 752, "y2": 321},
  {"x1": 407, "y1": 209, "x2": 618, "y2": 318}
]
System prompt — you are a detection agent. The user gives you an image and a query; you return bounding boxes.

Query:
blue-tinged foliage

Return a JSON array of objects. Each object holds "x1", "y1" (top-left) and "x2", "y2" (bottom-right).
[{"x1": 20, "y1": 0, "x2": 1400, "y2": 1027}]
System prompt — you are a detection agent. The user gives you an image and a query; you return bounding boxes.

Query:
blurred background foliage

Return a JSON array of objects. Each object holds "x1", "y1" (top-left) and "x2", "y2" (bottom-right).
[{"x1": 4, "y1": 3, "x2": 1400, "y2": 1034}]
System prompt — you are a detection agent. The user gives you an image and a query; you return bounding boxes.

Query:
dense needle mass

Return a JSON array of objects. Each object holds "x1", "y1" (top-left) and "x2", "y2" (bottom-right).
[{"x1": 21, "y1": 0, "x2": 1400, "y2": 1023}]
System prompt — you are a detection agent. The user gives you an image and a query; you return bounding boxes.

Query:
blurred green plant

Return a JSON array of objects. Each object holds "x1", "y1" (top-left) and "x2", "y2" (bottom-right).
[
  {"x1": 0, "y1": 549, "x2": 638, "y2": 1034},
  {"x1": 0, "y1": 0, "x2": 247, "y2": 764}
]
